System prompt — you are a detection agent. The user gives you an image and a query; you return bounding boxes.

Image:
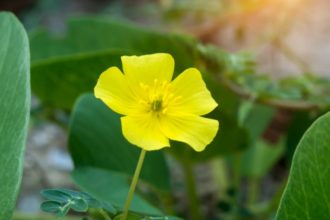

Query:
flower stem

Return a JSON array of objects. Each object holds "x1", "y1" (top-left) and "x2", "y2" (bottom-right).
[
  {"x1": 121, "y1": 149, "x2": 146, "y2": 220},
  {"x1": 182, "y1": 161, "x2": 204, "y2": 220}
]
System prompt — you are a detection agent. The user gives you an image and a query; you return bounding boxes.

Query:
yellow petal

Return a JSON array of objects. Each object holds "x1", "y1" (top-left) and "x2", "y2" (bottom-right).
[
  {"x1": 121, "y1": 114, "x2": 170, "y2": 151},
  {"x1": 167, "y1": 68, "x2": 218, "y2": 115},
  {"x1": 160, "y1": 115, "x2": 219, "y2": 152},
  {"x1": 121, "y1": 53, "x2": 174, "y2": 85},
  {"x1": 94, "y1": 67, "x2": 142, "y2": 115}
]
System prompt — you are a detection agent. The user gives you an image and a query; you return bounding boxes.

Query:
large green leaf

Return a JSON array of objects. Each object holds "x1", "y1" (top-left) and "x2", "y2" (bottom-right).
[
  {"x1": 31, "y1": 50, "x2": 128, "y2": 109},
  {"x1": 30, "y1": 16, "x2": 197, "y2": 109},
  {"x1": 275, "y1": 112, "x2": 330, "y2": 219},
  {"x1": 0, "y1": 12, "x2": 30, "y2": 220}
]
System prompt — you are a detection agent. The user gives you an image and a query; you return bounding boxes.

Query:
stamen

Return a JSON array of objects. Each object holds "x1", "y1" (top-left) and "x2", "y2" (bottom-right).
[
  {"x1": 162, "y1": 108, "x2": 168, "y2": 114},
  {"x1": 151, "y1": 100, "x2": 162, "y2": 112},
  {"x1": 139, "y1": 99, "x2": 148, "y2": 105}
]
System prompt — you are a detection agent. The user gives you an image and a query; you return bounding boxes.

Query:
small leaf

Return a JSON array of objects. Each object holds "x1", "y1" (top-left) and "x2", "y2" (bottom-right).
[
  {"x1": 40, "y1": 201, "x2": 70, "y2": 217},
  {"x1": 70, "y1": 198, "x2": 88, "y2": 212},
  {"x1": 41, "y1": 189, "x2": 72, "y2": 203},
  {"x1": 72, "y1": 167, "x2": 162, "y2": 215},
  {"x1": 40, "y1": 201, "x2": 62, "y2": 213},
  {"x1": 41, "y1": 188, "x2": 115, "y2": 216},
  {"x1": 238, "y1": 100, "x2": 254, "y2": 127}
]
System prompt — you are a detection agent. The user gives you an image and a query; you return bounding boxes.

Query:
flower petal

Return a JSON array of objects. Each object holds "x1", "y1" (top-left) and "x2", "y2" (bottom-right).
[
  {"x1": 94, "y1": 67, "x2": 142, "y2": 115},
  {"x1": 167, "y1": 68, "x2": 218, "y2": 115},
  {"x1": 160, "y1": 115, "x2": 219, "y2": 152},
  {"x1": 121, "y1": 53, "x2": 174, "y2": 85},
  {"x1": 121, "y1": 114, "x2": 170, "y2": 151}
]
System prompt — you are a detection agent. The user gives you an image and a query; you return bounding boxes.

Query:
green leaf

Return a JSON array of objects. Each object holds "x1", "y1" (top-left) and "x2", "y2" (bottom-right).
[
  {"x1": 31, "y1": 50, "x2": 127, "y2": 109},
  {"x1": 59, "y1": 188, "x2": 117, "y2": 213},
  {"x1": 240, "y1": 139, "x2": 285, "y2": 178},
  {"x1": 69, "y1": 94, "x2": 170, "y2": 190},
  {"x1": 72, "y1": 167, "x2": 162, "y2": 215},
  {"x1": 0, "y1": 12, "x2": 30, "y2": 220},
  {"x1": 30, "y1": 16, "x2": 197, "y2": 109},
  {"x1": 275, "y1": 112, "x2": 330, "y2": 219},
  {"x1": 70, "y1": 199, "x2": 88, "y2": 212},
  {"x1": 113, "y1": 212, "x2": 183, "y2": 220},
  {"x1": 41, "y1": 189, "x2": 72, "y2": 203},
  {"x1": 13, "y1": 213, "x2": 81, "y2": 220},
  {"x1": 238, "y1": 100, "x2": 255, "y2": 127},
  {"x1": 41, "y1": 188, "x2": 115, "y2": 216},
  {"x1": 40, "y1": 201, "x2": 70, "y2": 217},
  {"x1": 241, "y1": 103, "x2": 275, "y2": 142},
  {"x1": 285, "y1": 112, "x2": 318, "y2": 162}
]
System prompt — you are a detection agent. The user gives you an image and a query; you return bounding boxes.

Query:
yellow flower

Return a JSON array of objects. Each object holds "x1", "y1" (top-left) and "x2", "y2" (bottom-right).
[{"x1": 94, "y1": 53, "x2": 219, "y2": 152}]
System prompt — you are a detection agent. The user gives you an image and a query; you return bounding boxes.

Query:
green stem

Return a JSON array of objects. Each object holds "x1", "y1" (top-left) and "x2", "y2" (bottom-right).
[
  {"x1": 121, "y1": 149, "x2": 146, "y2": 220},
  {"x1": 98, "y1": 209, "x2": 112, "y2": 220},
  {"x1": 247, "y1": 178, "x2": 260, "y2": 206},
  {"x1": 182, "y1": 160, "x2": 204, "y2": 220},
  {"x1": 232, "y1": 153, "x2": 242, "y2": 204}
]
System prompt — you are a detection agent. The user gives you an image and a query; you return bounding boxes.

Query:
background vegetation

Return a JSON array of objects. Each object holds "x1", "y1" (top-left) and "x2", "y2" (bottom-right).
[{"x1": 1, "y1": 0, "x2": 330, "y2": 219}]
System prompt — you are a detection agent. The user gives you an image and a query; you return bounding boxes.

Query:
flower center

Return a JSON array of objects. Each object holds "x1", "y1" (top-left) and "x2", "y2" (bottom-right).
[
  {"x1": 139, "y1": 79, "x2": 181, "y2": 115},
  {"x1": 151, "y1": 99, "x2": 162, "y2": 112}
]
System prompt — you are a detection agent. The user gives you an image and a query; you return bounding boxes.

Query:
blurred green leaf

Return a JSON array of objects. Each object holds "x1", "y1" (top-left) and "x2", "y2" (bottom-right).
[
  {"x1": 240, "y1": 139, "x2": 285, "y2": 178},
  {"x1": 112, "y1": 211, "x2": 182, "y2": 220},
  {"x1": 30, "y1": 16, "x2": 197, "y2": 109},
  {"x1": 238, "y1": 103, "x2": 279, "y2": 178},
  {"x1": 40, "y1": 201, "x2": 70, "y2": 217},
  {"x1": 242, "y1": 103, "x2": 275, "y2": 142},
  {"x1": 0, "y1": 12, "x2": 30, "y2": 220},
  {"x1": 13, "y1": 213, "x2": 80, "y2": 220},
  {"x1": 285, "y1": 112, "x2": 318, "y2": 162},
  {"x1": 237, "y1": 100, "x2": 255, "y2": 126},
  {"x1": 31, "y1": 50, "x2": 128, "y2": 109},
  {"x1": 72, "y1": 167, "x2": 162, "y2": 215},
  {"x1": 41, "y1": 188, "x2": 116, "y2": 217},
  {"x1": 276, "y1": 111, "x2": 330, "y2": 219},
  {"x1": 41, "y1": 189, "x2": 72, "y2": 203}
]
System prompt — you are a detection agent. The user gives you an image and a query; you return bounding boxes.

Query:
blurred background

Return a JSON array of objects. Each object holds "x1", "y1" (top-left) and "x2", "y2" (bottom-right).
[
  {"x1": 4, "y1": 0, "x2": 330, "y2": 78},
  {"x1": 2, "y1": 0, "x2": 330, "y2": 219}
]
